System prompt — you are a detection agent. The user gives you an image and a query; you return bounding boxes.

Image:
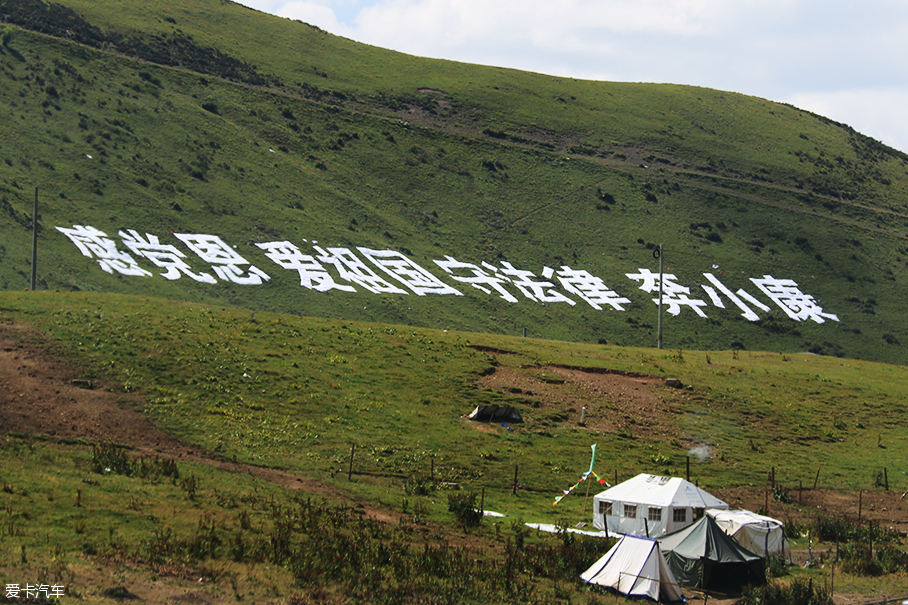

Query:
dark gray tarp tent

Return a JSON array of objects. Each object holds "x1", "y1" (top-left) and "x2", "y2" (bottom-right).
[
  {"x1": 467, "y1": 405, "x2": 523, "y2": 422},
  {"x1": 657, "y1": 515, "x2": 765, "y2": 591}
]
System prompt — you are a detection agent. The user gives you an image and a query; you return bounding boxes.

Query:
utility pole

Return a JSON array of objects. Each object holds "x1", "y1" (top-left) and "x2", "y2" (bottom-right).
[
  {"x1": 30, "y1": 187, "x2": 38, "y2": 291},
  {"x1": 654, "y1": 243, "x2": 664, "y2": 349}
]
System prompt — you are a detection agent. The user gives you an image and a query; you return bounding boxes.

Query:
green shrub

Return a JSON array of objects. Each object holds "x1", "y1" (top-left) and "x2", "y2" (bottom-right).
[
  {"x1": 839, "y1": 542, "x2": 908, "y2": 576},
  {"x1": 739, "y1": 577, "x2": 833, "y2": 605},
  {"x1": 447, "y1": 491, "x2": 482, "y2": 528},
  {"x1": 403, "y1": 474, "x2": 438, "y2": 496},
  {"x1": 811, "y1": 516, "x2": 898, "y2": 544},
  {"x1": 90, "y1": 441, "x2": 179, "y2": 480},
  {"x1": 766, "y1": 553, "x2": 789, "y2": 578}
]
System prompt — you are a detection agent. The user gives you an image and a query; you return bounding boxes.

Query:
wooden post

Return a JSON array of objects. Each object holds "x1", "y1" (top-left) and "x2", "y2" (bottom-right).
[
  {"x1": 858, "y1": 490, "x2": 862, "y2": 522},
  {"x1": 348, "y1": 443, "x2": 355, "y2": 480},
  {"x1": 480, "y1": 487, "x2": 485, "y2": 515},
  {"x1": 31, "y1": 187, "x2": 38, "y2": 291},
  {"x1": 771, "y1": 466, "x2": 775, "y2": 490},
  {"x1": 799, "y1": 480, "x2": 802, "y2": 505},
  {"x1": 831, "y1": 560, "x2": 835, "y2": 597},
  {"x1": 430, "y1": 457, "x2": 434, "y2": 480},
  {"x1": 813, "y1": 467, "x2": 821, "y2": 490},
  {"x1": 513, "y1": 464, "x2": 519, "y2": 495},
  {"x1": 884, "y1": 467, "x2": 889, "y2": 491},
  {"x1": 614, "y1": 469, "x2": 618, "y2": 485}
]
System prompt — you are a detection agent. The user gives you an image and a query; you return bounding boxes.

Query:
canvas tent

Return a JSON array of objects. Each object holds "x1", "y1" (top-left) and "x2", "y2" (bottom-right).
[
  {"x1": 581, "y1": 534, "x2": 684, "y2": 602},
  {"x1": 707, "y1": 509, "x2": 792, "y2": 562},
  {"x1": 467, "y1": 404, "x2": 522, "y2": 423},
  {"x1": 592, "y1": 474, "x2": 728, "y2": 538},
  {"x1": 657, "y1": 515, "x2": 765, "y2": 591}
]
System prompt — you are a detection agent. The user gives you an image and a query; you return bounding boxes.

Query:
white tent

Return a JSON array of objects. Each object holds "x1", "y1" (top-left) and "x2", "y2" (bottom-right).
[
  {"x1": 592, "y1": 474, "x2": 728, "y2": 538},
  {"x1": 581, "y1": 534, "x2": 684, "y2": 602},
  {"x1": 707, "y1": 509, "x2": 792, "y2": 562}
]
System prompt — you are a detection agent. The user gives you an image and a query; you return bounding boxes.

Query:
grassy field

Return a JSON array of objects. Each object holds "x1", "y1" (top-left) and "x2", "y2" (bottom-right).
[{"x1": 2, "y1": 291, "x2": 908, "y2": 602}]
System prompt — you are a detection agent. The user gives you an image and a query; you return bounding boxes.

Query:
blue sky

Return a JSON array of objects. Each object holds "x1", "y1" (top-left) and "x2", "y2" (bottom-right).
[{"x1": 237, "y1": 0, "x2": 908, "y2": 154}]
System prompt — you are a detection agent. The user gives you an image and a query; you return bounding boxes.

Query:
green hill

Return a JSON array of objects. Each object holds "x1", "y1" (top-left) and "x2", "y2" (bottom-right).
[{"x1": 1, "y1": 0, "x2": 907, "y2": 367}]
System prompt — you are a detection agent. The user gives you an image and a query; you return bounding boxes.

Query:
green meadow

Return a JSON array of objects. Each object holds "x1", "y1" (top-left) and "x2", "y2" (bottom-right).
[{"x1": 2, "y1": 291, "x2": 908, "y2": 601}]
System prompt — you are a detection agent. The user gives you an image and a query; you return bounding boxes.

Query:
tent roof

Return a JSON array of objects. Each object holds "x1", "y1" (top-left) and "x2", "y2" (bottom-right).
[
  {"x1": 595, "y1": 474, "x2": 728, "y2": 509},
  {"x1": 657, "y1": 515, "x2": 762, "y2": 563},
  {"x1": 581, "y1": 535, "x2": 684, "y2": 601},
  {"x1": 707, "y1": 509, "x2": 783, "y2": 529}
]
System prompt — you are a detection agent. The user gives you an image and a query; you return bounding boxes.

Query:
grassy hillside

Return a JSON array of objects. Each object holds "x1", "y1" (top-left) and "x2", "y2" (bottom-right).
[
  {"x1": 5, "y1": 291, "x2": 907, "y2": 492},
  {"x1": 1, "y1": 0, "x2": 907, "y2": 368},
  {"x1": 2, "y1": 291, "x2": 908, "y2": 602}
]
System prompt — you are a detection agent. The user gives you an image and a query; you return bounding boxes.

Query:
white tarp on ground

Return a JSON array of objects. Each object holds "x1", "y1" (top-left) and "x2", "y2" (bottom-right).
[
  {"x1": 593, "y1": 474, "x2": 728, "y2": 538},
  {"x1": 581, "y1": 534, "x2": 684, "y2": 601},
  {"x1": 707, "y1": 509, "x2": 792, "y2": 561},
  {"x1": 525, "y1": 523, "x2": 611, "y2": 538}
]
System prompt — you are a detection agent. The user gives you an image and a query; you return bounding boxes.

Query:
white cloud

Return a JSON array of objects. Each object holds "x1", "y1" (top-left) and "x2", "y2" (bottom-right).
[
  {"x1": 351, "y1": 0, "x2": 749, "y2": 55},
  {"x1": 272, "y1": 1, "x2": 349, "y2": 33},
  {"x1": 786, "y1": 89, "x2": 908, "y2": 153},
  {"x1": 234, "y1": 0, "x2": 908, "y2": 153}
]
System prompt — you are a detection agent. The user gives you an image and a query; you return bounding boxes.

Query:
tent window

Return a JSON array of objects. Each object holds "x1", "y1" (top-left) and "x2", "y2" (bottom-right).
[
  {"x1": 673, "y1": 508, "x2": 687, "y2": 523},
  {"x1": 624, "y1": 504, "x2": 637, "y2": 519},
  {"x1": 693, "y1": 508, "x2": 705, "y2": 520},
  {"x1": 599, "y1": 501, "x2": 613, "y2": 517},
  {"x1": 648, "y1": 507, "x2": 662, "y2": 522}
]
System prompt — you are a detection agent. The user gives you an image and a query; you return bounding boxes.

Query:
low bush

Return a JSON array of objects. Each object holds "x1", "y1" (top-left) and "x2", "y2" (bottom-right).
[
  {"x1": 447, "y1": 491, "x2": 482, "y2": 528},
  {"x1": 90, "y1": 441, "x2": 179, "y2": 480},
  {"x1": 739, "y1": 577, "x2": 833, "y2": 605}
]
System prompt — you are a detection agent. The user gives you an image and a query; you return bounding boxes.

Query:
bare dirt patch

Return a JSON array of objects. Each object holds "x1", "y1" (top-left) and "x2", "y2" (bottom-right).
[{"x1": 477, "y1": 363, "x2": 677, "y2": 440}]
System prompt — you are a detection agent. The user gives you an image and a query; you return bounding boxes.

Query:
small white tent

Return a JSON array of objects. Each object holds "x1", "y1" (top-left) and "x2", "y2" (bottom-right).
[
  {"x1": 593, "y1": 474, "x2": 728, "y2": 538},
  {"x1": 707, "y1": 509, "x2": 792, "y2": 562},
  {"x1": 581, "y1": 534, "x2": 684, "y2": 602}
]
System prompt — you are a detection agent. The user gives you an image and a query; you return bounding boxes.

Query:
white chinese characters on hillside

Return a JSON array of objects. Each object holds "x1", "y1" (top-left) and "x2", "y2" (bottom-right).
[{"x1": 56, "y1": 225, "x2": 839, "y2": 325}]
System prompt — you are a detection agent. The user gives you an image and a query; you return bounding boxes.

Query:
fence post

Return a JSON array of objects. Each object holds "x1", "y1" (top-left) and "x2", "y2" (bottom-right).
[
  {"x1": 513, "y1": 464, "x2": 519, "y2": 495},
  {"x1": 348, "y1": 443, "x2": 355, "y2": 480},
  {"x1": 31, "y1": 187, "x2": 38, "y2": 291}
]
